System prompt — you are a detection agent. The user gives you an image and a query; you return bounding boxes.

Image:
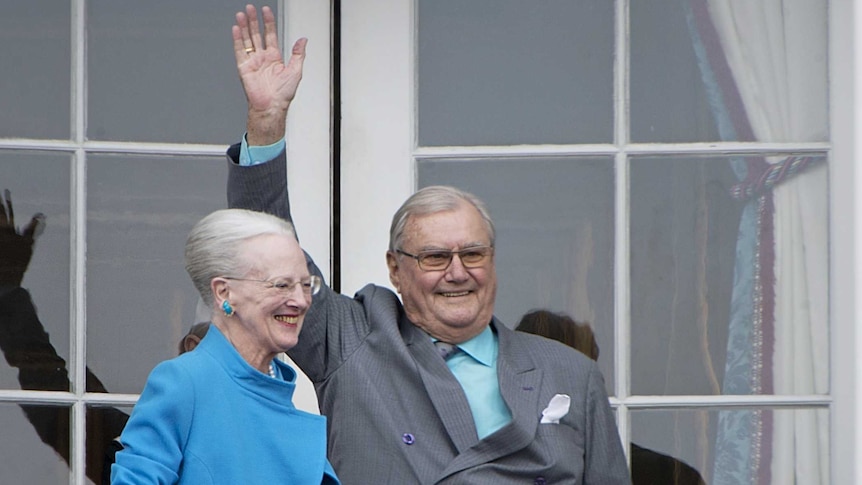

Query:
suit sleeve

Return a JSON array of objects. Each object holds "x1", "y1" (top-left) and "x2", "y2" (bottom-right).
[
  {"x1": 583, "y1": 363, "x2": 632, "y2": 484},
  {"x1": 111, "y1": 361, "x2": 194, "y2": 485},
  {"x1": 226, "y1": 143, "x2": 293, "y2": 224}
]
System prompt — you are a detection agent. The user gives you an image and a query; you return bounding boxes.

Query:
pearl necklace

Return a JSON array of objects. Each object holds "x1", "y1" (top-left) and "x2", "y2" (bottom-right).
[{"x1": 268, "y1": 363, "x2": 276, "y2": 379}]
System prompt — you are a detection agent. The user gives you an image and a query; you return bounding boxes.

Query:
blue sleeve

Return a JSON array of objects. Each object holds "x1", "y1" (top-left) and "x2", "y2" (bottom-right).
[
  {"x1": 111, "y1": 361, "x2": 194, "y2": 484},
  {"x1": 239, "y1": 134, "x2": 286, "y2": 166}
]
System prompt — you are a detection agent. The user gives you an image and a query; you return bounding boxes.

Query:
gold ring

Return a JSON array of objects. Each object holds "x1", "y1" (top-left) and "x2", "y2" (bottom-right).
[{"x1": 244, "y1": 46, "x2": 255, "y2": 53}]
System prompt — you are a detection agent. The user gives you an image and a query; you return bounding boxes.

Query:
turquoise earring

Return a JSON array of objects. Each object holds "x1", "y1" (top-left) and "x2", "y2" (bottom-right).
[{"x1": 222, "y1": 300, "x2": 235, "y2": 317}]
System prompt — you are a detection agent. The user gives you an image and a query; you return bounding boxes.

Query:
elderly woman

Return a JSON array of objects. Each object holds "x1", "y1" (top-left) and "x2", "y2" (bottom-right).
[{"x1": 111, "y1": 209, "x2": 339, "y2": 484}]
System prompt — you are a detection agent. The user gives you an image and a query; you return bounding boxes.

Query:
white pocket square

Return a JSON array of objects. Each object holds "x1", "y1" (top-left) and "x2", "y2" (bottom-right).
[{"x1": 540, "y1": 393, "x2": 571, "y2": 424}]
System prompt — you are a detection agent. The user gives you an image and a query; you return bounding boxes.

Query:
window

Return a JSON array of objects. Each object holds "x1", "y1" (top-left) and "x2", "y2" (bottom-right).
[
  {"x1": 340, "y1": 0, "x2": 836, "y2": 482},
  {"x1": 0, "y1": 2, "x2": 254, "y2": 483},
  {"x1": 1, "y1": 0, "x2": 853, "y2": 483}
]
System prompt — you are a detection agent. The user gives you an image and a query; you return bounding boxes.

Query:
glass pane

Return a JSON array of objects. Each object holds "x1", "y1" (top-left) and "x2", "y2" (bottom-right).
[
  {"x1": 0, "y1": 152, "x2": 72, "y2": 391},
  {"x1": 631, "y1": 407, "x2": 829, "y2": 484},
  {"x1": 86, "y1": 154, "x2": 227, "y2": 394},
  {"x1": 629, "y1": 0, "x2": 718, "y2": 143},
  {"x1": 86, "y1": 404, "x2": 133, "y2": 485},
  {"x1": 87, "y1": 1, "x2": 259, "y2": 143},
  {"x1": 418, "y1": 157, "x2": 615, "y2": 391},
  {"x1": 418, "y1": 0, "x2": 613, "y2": 146},
  {"x1": 630, "y1": 0, "x2": 827, "y2": 143},
  {"x1": 630, "y1": 154, "x2": 829, "y2": 396},
  {"x1": 0, "y1": 403, "x2": 71, "y2": 484},
  {"x1": 0, "y1": 1, "x2": 70, "y2": 139}
]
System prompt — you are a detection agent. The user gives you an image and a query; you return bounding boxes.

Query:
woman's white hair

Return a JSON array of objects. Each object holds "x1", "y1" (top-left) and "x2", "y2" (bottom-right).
[{"x1": 184, "y1": 209, "x2": 297, "y2": 306}]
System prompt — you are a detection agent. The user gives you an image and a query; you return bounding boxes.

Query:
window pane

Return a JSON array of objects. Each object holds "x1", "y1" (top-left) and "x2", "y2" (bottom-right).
[
  {"x1": 86, "y1": 404, "x2": 133, "y2": 485},
  {"x1": 417, "y1": 0, "x2": 614, "y2": 146},
  {"x1": 0, "y1": 1, "x2": 70, "y2": 139},
  {"x1": 0, "y1": 152, "x2": 72, "y2": 391},
  {"x1": 631, "y1": 407, "x2": 829, "y2": 484},
  {"x1": 418, "y1": 157, "x2": 616, "y2": 391},
  {"x1": 630, "y1": 154, "x2": 829, "y2": 396},
  {"x1": 629, "y1": 0, "x2": 719, "y2": 143},
  {"x1": 630, "y1": 0, "x2": 827, "y2": 143},
  {"x1": 86, "y1": 154, "x2": 227, "y2": 394},
  {"x1": 87, "y1": 1, "x2": 257, "y2": 143},
  {"x1": 0, "y1": 403, "x2": 71, "y2": 484}
]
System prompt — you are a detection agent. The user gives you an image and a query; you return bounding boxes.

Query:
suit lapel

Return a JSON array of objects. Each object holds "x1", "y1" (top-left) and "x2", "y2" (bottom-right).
[
  {"x1": 403, "y1": 318, "x2": 479, "y2": 453},
  {"x1": 437, "y1": 321, "x2": 542, "y2": 480}
]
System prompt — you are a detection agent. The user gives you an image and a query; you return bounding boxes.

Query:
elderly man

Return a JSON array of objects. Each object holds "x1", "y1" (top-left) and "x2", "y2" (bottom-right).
[{"x1": 226, "y1": 5, "x2": 630, "y2": 484}]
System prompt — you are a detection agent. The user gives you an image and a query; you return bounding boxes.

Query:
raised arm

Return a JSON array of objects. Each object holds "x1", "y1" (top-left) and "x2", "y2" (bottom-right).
[
  {"x1": 0, "y1": 191, "x2": 68, "y2": 394},
  {"x1": 0, "y1": 190, "x2": 129, "y2": 483},
  {"x1": 227, "y1": 4, "x2": 306, "y2": 223}
]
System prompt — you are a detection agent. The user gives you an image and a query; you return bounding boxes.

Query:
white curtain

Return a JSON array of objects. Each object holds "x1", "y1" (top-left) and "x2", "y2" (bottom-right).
[{"x1": 703, "y1": 0, "x2": 829, "y2": 483}]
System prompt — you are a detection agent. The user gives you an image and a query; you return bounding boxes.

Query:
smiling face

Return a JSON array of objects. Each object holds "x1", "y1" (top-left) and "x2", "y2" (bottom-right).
[
  {"x1": 387, "y1": 201, "x2": 497, "y2": 344},
  {"x1": 212, "y1": 233, "x2": 310, "y2": 369}
]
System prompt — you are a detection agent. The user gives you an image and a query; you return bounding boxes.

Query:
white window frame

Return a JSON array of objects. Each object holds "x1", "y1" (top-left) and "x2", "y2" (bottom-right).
[{"x1": 830, "y1": 0, "x2": 861, "y2": 481}]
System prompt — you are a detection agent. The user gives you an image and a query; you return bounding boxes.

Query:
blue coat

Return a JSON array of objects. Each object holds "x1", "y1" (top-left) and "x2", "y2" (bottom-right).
[{"x1": 111, "y1": 325, "x2": 339, "y2": 484}]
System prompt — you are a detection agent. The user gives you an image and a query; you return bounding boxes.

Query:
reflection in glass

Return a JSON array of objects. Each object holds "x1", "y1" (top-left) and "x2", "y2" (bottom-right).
[
  {"x1": 0, "y1": 152, "x2": 71, "y2": 391},
  {"x1": 86, "y1": 404, "x2": 134, "y2": 485},
  {"x1": 0, "y1": 403, "x2": 70, "y2": 485},
  {"x1": 630, "y1": 154, "x2": 829, "y2": 397},
  {"x1": 630, "y1": 0, "x2": 827, "y2": 144},
  {"x1": 87, "y1": 154, "x2": 227, "y2": 394},
  {"x1": 631, "y1": 408, "x2": 829, "y2": 484},
  {"x1": 0, "y1": 1, "x2": 70, "y2": 139},
  {"x1": 419, "y1": 156, "x2": 615, "y2": 391},
  {"x1": 417, "y1": 0, "x2": 613, "y2": 146},
  {"x1": 629, "y1": 0, "x2": 719, "y2": 143},
  {"x1": 630, "y1": 156, "x2": 741, "y2": 395},
  {"x1": 87, "y1": 1, "x2": 259, "y2": 143}
]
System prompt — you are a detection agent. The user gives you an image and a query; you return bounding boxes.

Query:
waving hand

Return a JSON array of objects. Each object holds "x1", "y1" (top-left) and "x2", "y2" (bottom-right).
[{"x1": 232, "y1": 4, "x2": 307, "y2": 145}]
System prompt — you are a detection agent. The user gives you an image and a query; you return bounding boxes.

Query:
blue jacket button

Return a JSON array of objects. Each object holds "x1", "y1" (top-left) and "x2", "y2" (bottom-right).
[
  {"x1": 402, "y1": 433, "x2": 415, "y2": 445},
  {"x1": 534, "y1": 477, "x2": 546, "y2": 485}
]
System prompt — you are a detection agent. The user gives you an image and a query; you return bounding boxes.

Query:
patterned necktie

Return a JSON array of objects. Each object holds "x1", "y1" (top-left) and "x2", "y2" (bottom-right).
[{"x1": 434, "y1": 341, "x2": 459, "y2": 360}]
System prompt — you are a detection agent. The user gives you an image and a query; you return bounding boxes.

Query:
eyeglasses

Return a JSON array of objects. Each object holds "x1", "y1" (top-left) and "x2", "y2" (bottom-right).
[
  {"x1": 224, "y1": 275, "x2": 322, "y2": 296},
  {"x1": 396, "y1": 246, "x2": 494, "y2": 271}
]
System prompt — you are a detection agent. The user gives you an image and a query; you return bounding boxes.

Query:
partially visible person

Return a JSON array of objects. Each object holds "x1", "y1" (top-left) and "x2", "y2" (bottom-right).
[
  {"x1": 0, "y1": 190, "x2": 224, "y2": 484},
  {"x1": 516, "y1": 309, "x2": 707, "y2": 485},
  {"x1": 176, "y1": 320, "x2": 210, "y2": 355},
  {"x1": 111, "y1": 208, "x2": 339, "y2": 484},
  {"x1": 0, "y1": 189, "x2": 128, "y2": 484},
  {"x1": 515, "y1": 309, "x2": 600, "y2": 361},
  {"x1": 223, "y1": 5, "x2": 630, "y2": 483}
]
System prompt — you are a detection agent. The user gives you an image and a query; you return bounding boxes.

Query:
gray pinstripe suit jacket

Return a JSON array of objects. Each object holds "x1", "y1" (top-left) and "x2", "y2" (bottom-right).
[{"x1": 226, "y1": 145, "x2": 630, "y2": 484}]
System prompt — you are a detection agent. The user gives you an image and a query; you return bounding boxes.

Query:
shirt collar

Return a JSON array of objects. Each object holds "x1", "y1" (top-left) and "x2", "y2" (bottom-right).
[{"x1": 434, "y1": 325, "x2": 497, "y2": 367}]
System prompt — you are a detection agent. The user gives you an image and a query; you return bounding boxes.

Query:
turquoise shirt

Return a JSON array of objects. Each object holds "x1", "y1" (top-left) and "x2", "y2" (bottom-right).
[
  {"x1": 240, "y1": 135, "x2": 283, "y2": 166},
  {"x1": 437, "y1": 326, "x2": 513, "y2": 439}
]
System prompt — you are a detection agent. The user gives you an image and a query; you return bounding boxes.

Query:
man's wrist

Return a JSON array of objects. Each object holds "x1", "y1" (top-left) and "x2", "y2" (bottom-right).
[{"x1": 246, "y1": 106, "x2": 289, "y2": 146}]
